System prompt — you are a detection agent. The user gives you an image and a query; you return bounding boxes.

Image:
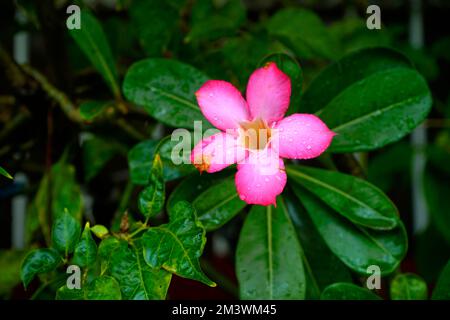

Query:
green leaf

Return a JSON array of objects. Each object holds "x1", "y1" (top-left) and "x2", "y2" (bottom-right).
[
  {"x1": 108, "y1": 241, "x2": 171, "y2": 300},
  {"x1": 51, "y1": 160, "x2": 83, "y2": 220},
  {"x1": 69, "y1": 10, "x2": 120, "y2": 98},
  {"x1": 141, "y1": 201, "x2": 215, "y2": 287},
  {"x1": 267, "y1": 8, "x2": 339, "y2": 60},
  {"x1": 321, "y1": 283, "x2": 381, "y2": 300},
  {"x1": 432, "y1": 261, "x2": 450, "y2": 300},
  {"x1": 287, "y1": 165, "x2": 399, "y2": 230},
  {"x1": 72, "y1": 223, "x2": 97, "y2": 267},
  {"x1": 56, "y1": 286, "x2": 84, "y2": 300},
  {"x1": 51, "y1": 210, "x2": 81, "y2": 256},
  {"x1": 284, "y1": 191, "x2": 352, "y2": 299},
  {"x1": 300, "y1": 47, "x2": 432, "y2": 152},
  {"x1": 167, "y1": 171, "x2": 231, "y2": 213},
  {"x1": 128, "y1": 138, "x2": 195, "y2": 184},
  {"x1": 91, "y1": 225, "x2": 109, "y2": 239},
  {"x1": 20, "y1": 248, "x2": 62, "y2": 288},
  {"x1": 98, "y1": 237, "x2": 121, "y2": 274},
  {"x1": 79, "y1": 100, "x2": 110, "y2": 121},
  {"x1": 293, "y1": 185, "x2": 407, "y2": 276},
  {"x1": 0, "y1": 166, "x2": 13, "y2": 179},
  {"x1": 236, "y1": 199, "x2": 306, "y2": 299},
  {"x1": 424, "y1": 164, "x2": 450, "y2": 245},
  {"x1": 259, "y1": 53, "x2": 303, "y2": 115},
  {"x1": 390, "y1": 273, "x2": 428, "y2": 300},
  {"x1": 138, "y1": 154, "x2": 165, "y2": 218},
  {"x1": 129, "y1": 0, "x2": 178, "y2": 56},
  {"x1": 186, "y1": 0, "x2": 246, "y2": 42},
  {"x1": 85, "y1": 275, "x2": 122, "y2": 300},
  {"x1": 192, "y1": 176, "x2": 246, "y2": 231},
  {"x1": 26, "y1": 174, "x2": 50, "y2": 244},
  {"x1": 0, "y1": 250, "x2": 29, "y2": 297},
  {"x1": 123, "y1": 58, "x2": 212, "y2": 129}
]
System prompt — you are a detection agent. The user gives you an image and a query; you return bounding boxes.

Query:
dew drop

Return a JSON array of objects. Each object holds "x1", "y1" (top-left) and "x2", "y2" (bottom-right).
[
  {"x1": 288, "y1": 138, "x2": 293, "y2": 142},
  {"x1": 239, "y1": 194, "x2": 246, "y2": 200},
  {"x1": 264, "y1": 177, "x2": 270, "y2": 182},
  {"x1": 306, "y1": 145, "x2": 312, "y2": 150},
  {"x1": 256, "y1": 183, "x2": 261, "y2": 188}
]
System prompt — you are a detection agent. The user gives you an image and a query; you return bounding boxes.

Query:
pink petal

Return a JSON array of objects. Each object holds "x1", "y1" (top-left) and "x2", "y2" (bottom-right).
[
  {"x1": 246, "y1": 62, "x2": 291, "y2": 124},
  {"x1": 273, "y1": 114, "x2": 335, "y2": 159},
  {"x1": 191, "y1": 132, "x2": 247, "y2": 173},
  {"x1": 235, "y1": 148, "x2": 287, "y2": 206},
  {"x1": 196, "y1": 80, "x2": 250, "y2": 131}
]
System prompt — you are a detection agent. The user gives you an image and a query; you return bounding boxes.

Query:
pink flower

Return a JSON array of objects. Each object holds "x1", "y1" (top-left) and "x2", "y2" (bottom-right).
[{"x1": 191, "y1": 62, "x2": 335, "y2": 206}]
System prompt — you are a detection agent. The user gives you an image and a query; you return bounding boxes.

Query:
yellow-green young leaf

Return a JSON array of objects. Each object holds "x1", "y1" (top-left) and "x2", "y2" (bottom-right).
[
  {"x1": 56, "y1": 286, "x2": 84, "y2": 300},
  {"x1": 72, "y1": 223, "x2": 97, "y2": 267},
  {"x1": 432, "y1": 261, "x2": 450, "y2": 300},
  {"x1": 321, "y1": 283, "x2": 381, "y2": 300},
  {"x1": 91, "y1": 225, "x2": 109, "y2": 239},
  {"x1": 300, "y1": 47, "x2": 432, "y2": 152},
  {"x1": 141, "y1": 201, "x2": 215, "y2": 287},
  {"x1": 84, "y1": 276, "x2": 121, "y2": 300},
  {"x1": 192, "y1": 176, "x2": 246, "y2": 231},
  {"x1": 0, "y1": 166, "x2": 13, "y2": 179},
  {"x1": 51, "y1": 210, "x2": 81, "y2": 256},
  {"x1": 287, "y1": 165, "x2": 399, "y2": 230},
  {"x1": 236, "y1": 198, "x2": 306, "y2": 299},
  {"x1": 26, "y1": 174, "x2": 50, "y2": 244},
  {"x1": 390, "y1": 273, "x2": 428, "y2": 300},
  {"x1": 108, "y1": 240, "x2": 172, "y2": 300},
  {"x1": 123, "y1": 58, "x2": 213, "y2": 130},
  {"x1": 79, "y1": 100, "x2": 110, "y2": 121},
  {"x1": 267, "y1": 8, "x2": 339, "y2": 60},
  {"x1": 138, "y1": 154, "x2": 165, "y2": 219},
  {"x1": 20, "y1": 248, "x2": 62, "y2": 288},
  {"x1": 0, "y1": 250, "x2": 29, "y2": 297},
  {"x1": 69, "y1": 10, "x2": 120, "y2": 99},
  {"x1": 293, "y1": 185, "x2": 407, "y2": 276}
]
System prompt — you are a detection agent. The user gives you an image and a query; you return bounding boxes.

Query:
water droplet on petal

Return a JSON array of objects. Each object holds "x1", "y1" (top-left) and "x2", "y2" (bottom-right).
[
  {"x1": 306, "y1": 145, "x2": 312, "y2": 150},
  {"x1": 264, "y1": 177, "x2": 270, "y2": 182},
  {"x1": 239, "y1": 194, "x2": 246, "y2": 200},
  {"x1": 288, "y1": 138, "x2": 293, "y2": 142},
  {"x1": 256, "y1": 183, "x2": 261, "y2": 188}
]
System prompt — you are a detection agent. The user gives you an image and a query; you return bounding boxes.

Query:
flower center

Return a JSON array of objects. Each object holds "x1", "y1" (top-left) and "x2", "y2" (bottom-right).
[{"x1": 239, "y1": 118, "x2": 272, "y2": 150}]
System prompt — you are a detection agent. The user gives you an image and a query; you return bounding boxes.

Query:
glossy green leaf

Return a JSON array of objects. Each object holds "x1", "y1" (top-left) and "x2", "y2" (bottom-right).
[
  {"x1": 167, "y1": 171, "x2": 231, "y2": 213},
  {"x1": 186, "y1": 0, "x2": 245, "y2": 42},
  {"x1": 51, "y1": 210, "x2": 81, "y2": 256},
  {"x1": 128, "y1": 138, "x2": 195, "y2": 184},
  {"x1": 123, "y1": 58, "x2": 212, "y2": 129},
  {"x1": 287, "y1": 165, "x2": 399, "y2": 230},
  {"x1": 321, "y1": 283, "x2": 381, "y2": 300},
  {"x1": 0, "y1": 166, "x2": 13, "y2": 179},
  {"x1": 138, "y1": 154, "x2": 165, "y2": 218},
  {"x1": 79, "y1": 100, "x2": 110, "y2": 121},
  {"x1": 432, "y1": 261, "x2": 450, "y2": 300},
  {"x1": 108, "y1": 241, "x2": 171, "y2": 300},
  {"x1": 98, "y1": 237, "x2": 121, "y2": 274},
  {"x1": 85, "y1": 275, "x2": 122, "y2": 300},
  {"x1": 51, "y1": 161, "x2": 83, "y2": 220},
  {"x1": 390, "y1": 273, "x2": 428, "y2": 300},
  {"x1": 284, "y1": 191, "x2": 352, "y2": 299},
  {"x1": 82, "y1": 135, "x2": 121, "y2": 182},
  {"x1": 56, "y1": 286, "x2": 84, "y2": 300},
  {"x1": 72, "y1": 223, "x2": 97, "y2": 267},
  {"x1": 20, "y1": 248, "x2": 62, "y2": 288},
  {"x1": 259, "y1": 53, "x2": 303, "y2": 115},
  {"x1": 91, "y1": 225, "x2": 109, "y2": 239},
  {"x1": 267, "y1": 8, "x2": 339, "y2": 60},
  {"x1": 300, "y1": 47, "x2": 432, "y2": 152},
  {"x1": 293, "y1": 185, "x2": 407, "y2": 276},
  {"x1": 69, "y1": 10, "x2": 120, "y2": 98},
  {"x1": 141, "y1": 201, "x2": 215, "y2": 287},
  {"x1": 192, "y1": 176, "x2": 246, "y2": 231},
  {"x1": 236, "y1": 199, "x2": 306, "y2": 299}
]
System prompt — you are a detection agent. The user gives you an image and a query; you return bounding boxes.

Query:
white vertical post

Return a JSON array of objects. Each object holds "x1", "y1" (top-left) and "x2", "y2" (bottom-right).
[{"x1": 409, "y1": 0, "x2": 429, "y2": 234}]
